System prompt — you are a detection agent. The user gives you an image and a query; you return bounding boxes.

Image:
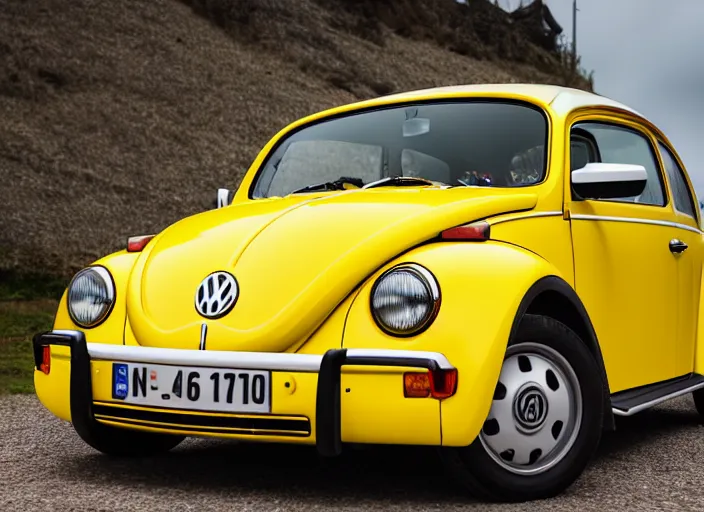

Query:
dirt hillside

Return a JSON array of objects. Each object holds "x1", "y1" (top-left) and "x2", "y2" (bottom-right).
[{"x1": 0, "y1": 0, "x2": 592, "y2": 279}]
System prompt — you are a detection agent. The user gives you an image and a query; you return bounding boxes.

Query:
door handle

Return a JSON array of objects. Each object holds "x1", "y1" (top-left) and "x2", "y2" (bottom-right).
[{"x1": 669, "y1": 238, "x2": 688, "y2": 254}]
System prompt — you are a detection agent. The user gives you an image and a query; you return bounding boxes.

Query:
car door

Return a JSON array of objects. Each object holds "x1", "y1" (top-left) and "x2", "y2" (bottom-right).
[
  {"x1": 567, "y1": 116, "x2": 682, "y2": 393},
  {"x1": 655, "y1": 140, "x2": 703, "y2": 376}
]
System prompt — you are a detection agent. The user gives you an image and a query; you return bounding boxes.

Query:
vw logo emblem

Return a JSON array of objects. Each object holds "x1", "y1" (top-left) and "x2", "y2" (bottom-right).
[
  {"x1": 513, "y1": 385, "x2": 548, "y2": 432},
  {"x1": 195, "y1": 271, "x2": 239, "y2": 319}
]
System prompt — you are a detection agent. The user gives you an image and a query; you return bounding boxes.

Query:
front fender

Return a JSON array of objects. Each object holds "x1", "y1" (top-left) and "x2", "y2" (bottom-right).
[
  {"x1": 36, "y1": 250, "x2": 140, "y2": 422},
  {"x1": 341, "y1": 240, "x2": 560, "y2": 446},
  {"x1": 52, "y1": 250, "x2": 140, "y2": 343}
]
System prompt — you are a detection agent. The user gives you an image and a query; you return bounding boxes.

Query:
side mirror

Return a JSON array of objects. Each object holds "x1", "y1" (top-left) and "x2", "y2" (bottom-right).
[
  {"x1": 215, "y1": 188, "x2": 234, "y2": 209},
  {"x1": 572, "y1": 163, "x2": 647, "y2": 200}
]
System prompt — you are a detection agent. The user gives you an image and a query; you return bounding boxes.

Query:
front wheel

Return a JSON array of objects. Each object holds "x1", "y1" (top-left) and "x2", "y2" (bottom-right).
[{"x1": 439, "y1": 314, "x2": 604, "y2": 502}]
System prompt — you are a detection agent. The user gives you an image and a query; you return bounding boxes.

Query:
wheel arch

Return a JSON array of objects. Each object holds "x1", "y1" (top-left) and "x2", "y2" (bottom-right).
[{"x1": 509, "y1": 275, "x2": 615, "y2": 431}]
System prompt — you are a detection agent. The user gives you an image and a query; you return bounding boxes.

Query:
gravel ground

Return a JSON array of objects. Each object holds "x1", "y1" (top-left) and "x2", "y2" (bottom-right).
[{"x1": 2, "y1": 394, "x2": 704, "y2": 511}]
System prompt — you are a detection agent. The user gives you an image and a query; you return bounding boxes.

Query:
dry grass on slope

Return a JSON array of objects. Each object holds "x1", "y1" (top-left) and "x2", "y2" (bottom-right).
[
  {"x1": 183, "y1": 0, "x2": 591, "y2": 99},
  {"x1": 1, "y1": 0, "x2": 589, "y2": 278}
]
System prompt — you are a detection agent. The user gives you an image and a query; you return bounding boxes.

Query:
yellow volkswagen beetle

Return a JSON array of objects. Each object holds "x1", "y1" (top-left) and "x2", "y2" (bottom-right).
[{"x1": 32, "y1": 84, "x2": 704, "y2": 502}]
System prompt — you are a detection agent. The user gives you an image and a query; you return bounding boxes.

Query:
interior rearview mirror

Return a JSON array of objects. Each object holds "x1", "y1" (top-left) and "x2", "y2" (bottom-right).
[
  {"x1": 216, "y1": 188, "x2": 234, "y2": 209},
  {"x1": 572, "y1": 163, "x2": 647, "y2": 200}
]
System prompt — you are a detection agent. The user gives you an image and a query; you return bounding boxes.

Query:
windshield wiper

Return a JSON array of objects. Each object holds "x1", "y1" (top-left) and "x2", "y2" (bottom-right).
[
  {"x1": 290, "y1": 176, "x2": 365, "y2": 194},
  {"x1": 290, "y1": 175, "x2": 435, "y2": 195},
  {"x1": 361, "y1": 176, "x2": 435, "y2": 189}
]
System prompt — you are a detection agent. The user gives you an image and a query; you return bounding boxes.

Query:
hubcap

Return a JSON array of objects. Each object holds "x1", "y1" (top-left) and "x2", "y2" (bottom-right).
[
  {"x1": 479, "y1": 342, "x2": 583, "y2": 475},
  {"x1": 513, "y1": 383, "x2": 548, "y2": 433}
]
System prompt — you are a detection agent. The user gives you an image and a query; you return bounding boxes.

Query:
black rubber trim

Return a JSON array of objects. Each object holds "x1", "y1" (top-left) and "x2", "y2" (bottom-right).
[
  {"x1": 315, "y1": 349, "x2": 347, "y2": 458},
  {"x1": 315, "y1": 348, "x2": 446, "y2": 457},
  {"x1": 611, "y1": 373, "x2": 704, "y2": 412},
  {"x1": 33, "y1": 330, "x2": 98, "y2": 443},
  {"x1": 508, "y1": 275, "x2": 615, "y2": 431},
  {"x1": 92, "y1": 403, "x2": 311, "y2": 436},
  {"x1": 248, "y1": 98, "x2": 550, "y2": 199},
  {"x1": 32, "y1": 331, "x2": 72, "y2": 369}
]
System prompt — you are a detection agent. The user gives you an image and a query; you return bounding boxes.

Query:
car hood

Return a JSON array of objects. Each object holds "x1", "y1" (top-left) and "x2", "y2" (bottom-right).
[{"x1": 125, "y1": 188, "x2": 537, "y2": 352}]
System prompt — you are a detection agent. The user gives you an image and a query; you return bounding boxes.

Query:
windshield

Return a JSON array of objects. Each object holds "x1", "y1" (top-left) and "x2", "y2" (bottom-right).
[{"x1": 251, "y1": 100, "x2": 548, "y2": 198}]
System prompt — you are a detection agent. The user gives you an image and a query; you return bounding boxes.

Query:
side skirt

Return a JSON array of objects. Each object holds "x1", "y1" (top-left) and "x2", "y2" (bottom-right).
[{"x1": 611, "y1": 373, "x2": 704, "y2": 417}]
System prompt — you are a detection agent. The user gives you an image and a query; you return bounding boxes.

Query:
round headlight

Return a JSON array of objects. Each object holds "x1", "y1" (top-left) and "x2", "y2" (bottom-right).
[
  {"x1": 370, "y1": 264, "x2": 440, "y2": 336},
  {"x1": 67, "y1": 266, "x2": 116, "y2": 328}
]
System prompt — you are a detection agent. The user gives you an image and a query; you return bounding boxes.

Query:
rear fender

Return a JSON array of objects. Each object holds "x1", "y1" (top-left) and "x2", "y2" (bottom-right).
[{"x1": 694, "y1": 272, "x2": 704, "y2": 375}]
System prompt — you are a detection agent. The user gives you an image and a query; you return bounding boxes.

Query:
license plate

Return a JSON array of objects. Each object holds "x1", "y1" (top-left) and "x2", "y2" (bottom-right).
[{"x1": 111, "y1": 362, "x2": 271, "y2": 413}]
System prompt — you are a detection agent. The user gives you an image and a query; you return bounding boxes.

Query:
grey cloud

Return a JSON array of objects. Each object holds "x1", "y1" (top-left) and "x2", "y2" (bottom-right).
[
  {"x1": 544, "y1": 0, "x2": 704, "y2": 193},
  {"x1": 491, "y1": 1, "x2": 704, "y2": 194}
]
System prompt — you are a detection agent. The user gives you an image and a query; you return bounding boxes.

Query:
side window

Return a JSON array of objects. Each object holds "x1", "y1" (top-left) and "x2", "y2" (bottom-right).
[
  {"x1": 570, "y1": 122, "x2": 666, "y2": 206},
  {"x1": 657, "y1": 142, "x2": 697, "y2": 219}
]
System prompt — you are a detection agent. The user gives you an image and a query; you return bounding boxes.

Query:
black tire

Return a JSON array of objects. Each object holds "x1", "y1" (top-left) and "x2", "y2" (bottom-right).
[
  {"x1": 438, "y1": 314, "x2": 604, "y2": 502},
  {"x1": 74, "y1": 420, "x2": 185, "y2": 457},
  {"x1": 692, "y1": 388, "x2": 704, "y2": 420}
]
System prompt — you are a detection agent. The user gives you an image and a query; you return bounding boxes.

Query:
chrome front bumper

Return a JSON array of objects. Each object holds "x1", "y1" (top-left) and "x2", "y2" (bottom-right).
[{"x1": 33, "y1": 329, "x2": 456, "y2": 455}]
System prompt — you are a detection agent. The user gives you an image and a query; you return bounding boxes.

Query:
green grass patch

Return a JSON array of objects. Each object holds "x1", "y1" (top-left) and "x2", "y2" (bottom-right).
[
  {"x1": 0, "y1": 299, "x2": 57, "y2": 394},
  {"x1": 0, "y1": 337, "x2": 36, "y2": 394},
  {"x1": 0, "y1": 269, "x2": 69, "y2": 301}
]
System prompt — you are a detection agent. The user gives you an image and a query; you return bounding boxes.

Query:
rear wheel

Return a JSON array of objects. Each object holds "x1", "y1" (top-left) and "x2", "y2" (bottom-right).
[
  {"x1": 691, "y1": 388, "x2": 704, "y2": 419},
  {"x1": 74, "y1": 420, "x2": 185, "y2": 457},
  {"x1": 439, "y1": 314, "x2": 604, "y2": 502}
]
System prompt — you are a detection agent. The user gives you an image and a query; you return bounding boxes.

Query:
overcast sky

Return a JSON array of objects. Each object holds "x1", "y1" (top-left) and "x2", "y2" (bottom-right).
[{"x1": 492, "y1": 0, "x2": 704, "y2": 201}]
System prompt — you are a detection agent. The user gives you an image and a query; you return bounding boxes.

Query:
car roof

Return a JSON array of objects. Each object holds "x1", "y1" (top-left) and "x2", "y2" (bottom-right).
[{"x1": 380, "y1": 83, "x2": 645, "y2": 119}]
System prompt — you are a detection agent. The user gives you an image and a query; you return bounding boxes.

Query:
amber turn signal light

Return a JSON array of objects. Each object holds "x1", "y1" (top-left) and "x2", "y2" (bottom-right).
[
  {"x1": 404, "y1": 369, "x2": 458, "y2": 399},
  {"x1": 404, "y1": 372, "x2": 431, "y2": 398},
  {"x1": 40, "y1": 345, "x2": 51, "y2": 375}
]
